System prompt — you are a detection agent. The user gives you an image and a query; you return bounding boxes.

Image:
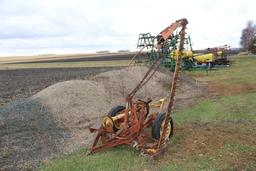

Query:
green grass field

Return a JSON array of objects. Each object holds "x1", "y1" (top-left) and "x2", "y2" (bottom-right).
[
  {"x1": 40, "y1": 55, "x2": 256, "y2": 171},
  {"x1": 174, "y1": 92, "x2": 256, "y2": 124},
  {"x1": 186, "y1": 55, "x2": 256, "y2": 87}
]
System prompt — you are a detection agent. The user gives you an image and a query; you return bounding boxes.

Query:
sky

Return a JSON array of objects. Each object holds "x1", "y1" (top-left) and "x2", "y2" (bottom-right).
[{"x1": 0, "y1": 0, "x2": 255, "y2": 56}]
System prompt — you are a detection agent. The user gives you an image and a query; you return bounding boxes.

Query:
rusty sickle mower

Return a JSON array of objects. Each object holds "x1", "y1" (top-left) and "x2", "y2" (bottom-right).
[{"x1": 88, "y1": 18, "x2": 188, "y2": 157}]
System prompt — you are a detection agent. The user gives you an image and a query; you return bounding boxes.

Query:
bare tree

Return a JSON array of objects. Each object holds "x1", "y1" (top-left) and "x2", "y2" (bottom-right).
[
  {"x1": 248, "y1": 37, "x2": 256, "y2": 54},
  {"x1": 240, "y1": 21, "x2": 256, "y2": 51}
]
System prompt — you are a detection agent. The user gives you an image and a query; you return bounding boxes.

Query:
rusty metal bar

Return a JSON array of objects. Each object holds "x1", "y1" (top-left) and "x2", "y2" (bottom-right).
[{"x1": 157, "y1": 19, "x2": 188, "y2": 150}]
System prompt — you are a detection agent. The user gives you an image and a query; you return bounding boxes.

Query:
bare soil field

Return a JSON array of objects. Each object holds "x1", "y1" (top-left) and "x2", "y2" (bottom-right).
[
  {"x1": 11, "y1": 53, "x2": 136, "y2": 64},
  {"x1": 0, "y1": 67, "x2": 120, "y2": 105}
]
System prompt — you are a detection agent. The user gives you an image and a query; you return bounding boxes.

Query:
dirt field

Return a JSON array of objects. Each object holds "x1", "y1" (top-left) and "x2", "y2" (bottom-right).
[
  {"x1": 0, "y1": 67, "x2": 121, "y2": 105},
  {"x1": 11, "y1": 53, "x2": 136, "y2": 64}
]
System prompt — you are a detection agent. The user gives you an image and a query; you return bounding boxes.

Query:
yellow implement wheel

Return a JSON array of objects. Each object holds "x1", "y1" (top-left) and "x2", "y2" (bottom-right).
[
  {"x1": 107, "y1": 105, "x2": 125, "y2": 131},
  {"x1": 160, "y1": 121, "x2": 172, "y2": 141}
]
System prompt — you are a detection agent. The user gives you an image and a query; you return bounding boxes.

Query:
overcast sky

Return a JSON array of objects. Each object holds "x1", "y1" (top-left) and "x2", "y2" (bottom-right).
[{"x1": 0, "y1": 0, "x2": 255, "y2": 56}]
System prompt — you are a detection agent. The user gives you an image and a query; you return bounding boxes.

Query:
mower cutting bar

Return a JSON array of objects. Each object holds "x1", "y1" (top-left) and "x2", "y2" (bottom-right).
[{"x1": 157, "y1": 19, "x2": 188, "y2": 150}]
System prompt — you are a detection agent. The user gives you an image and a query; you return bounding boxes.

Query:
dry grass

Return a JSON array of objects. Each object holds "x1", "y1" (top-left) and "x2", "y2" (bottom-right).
[
  {"x1": 0, "y1": 60, "x2": 133, "y2": 69},
  {"x1": 0, "y1": 52, "x2": 133, "y2": 64}
]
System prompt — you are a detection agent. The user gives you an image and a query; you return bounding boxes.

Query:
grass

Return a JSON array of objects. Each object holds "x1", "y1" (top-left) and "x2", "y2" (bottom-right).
[
  {"x1": 41, "y1": 147, "x2": 151, "y2": 171},
  {"x1": 0, "y1": 60, "x2": 133, "y2": 69},
  {"x1": 160, "y1": 158, "x2": 219, "y2": 171},
  {"x1": 186, "y1": 55, "x2": 256, "y2": 85},
  {"x1": 161, "y1": 142, "x2": 256, "y2": 171},
  {"x1": 174, "y1": 92, "x2": 256, "y2": 125},
  {"x1": 224, "y1": 143, "x2": 256, "y2": 153}
]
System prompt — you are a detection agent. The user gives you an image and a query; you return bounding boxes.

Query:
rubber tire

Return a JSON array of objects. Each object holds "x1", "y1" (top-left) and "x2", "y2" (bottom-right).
[
  {"x1": 107, "y1": 105, "x2": 125, "y2": 131},
  {"x1": 108, "y1": 105, "x2": 125, "y2": 117},
  {"x1": 151, "y1": 113, "x2": 174, "y2": 140}
]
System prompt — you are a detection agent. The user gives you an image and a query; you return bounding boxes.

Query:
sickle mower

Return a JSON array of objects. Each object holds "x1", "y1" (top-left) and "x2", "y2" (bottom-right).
[{"x1": 88, "y1": 18, "x2": 188, "y2": 157}]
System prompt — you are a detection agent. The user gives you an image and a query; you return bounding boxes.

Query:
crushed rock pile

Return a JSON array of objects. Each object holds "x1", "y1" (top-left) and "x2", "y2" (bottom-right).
[{"x1": 32, "y1": 66, "x2": 200, "y2": 131}]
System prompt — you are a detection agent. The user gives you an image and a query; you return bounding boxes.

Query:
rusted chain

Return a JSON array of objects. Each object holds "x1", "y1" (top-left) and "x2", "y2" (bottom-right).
[
  {"x1": 127, "y1": 46, "x2": 146, "y2": 68},
  {"x1": 128, "y1": 51, "x2": 163, "y2": 98}
]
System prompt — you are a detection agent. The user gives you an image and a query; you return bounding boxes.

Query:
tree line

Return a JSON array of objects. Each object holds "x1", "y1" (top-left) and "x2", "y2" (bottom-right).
[{"x1": 240, "y1": 21, "x2": 256, "y2": 54}]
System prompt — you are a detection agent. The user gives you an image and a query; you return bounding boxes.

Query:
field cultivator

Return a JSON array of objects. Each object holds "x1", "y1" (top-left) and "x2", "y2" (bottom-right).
[
  {"x1": 137, "y1": 32, "x2": 194, "y2": 71},
  {"x1": 136, "y1": 24, "x2": 231, "y2": 71},
  {"x1": 88, "y1": 18, "x2": 188, "y2": 157}
]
